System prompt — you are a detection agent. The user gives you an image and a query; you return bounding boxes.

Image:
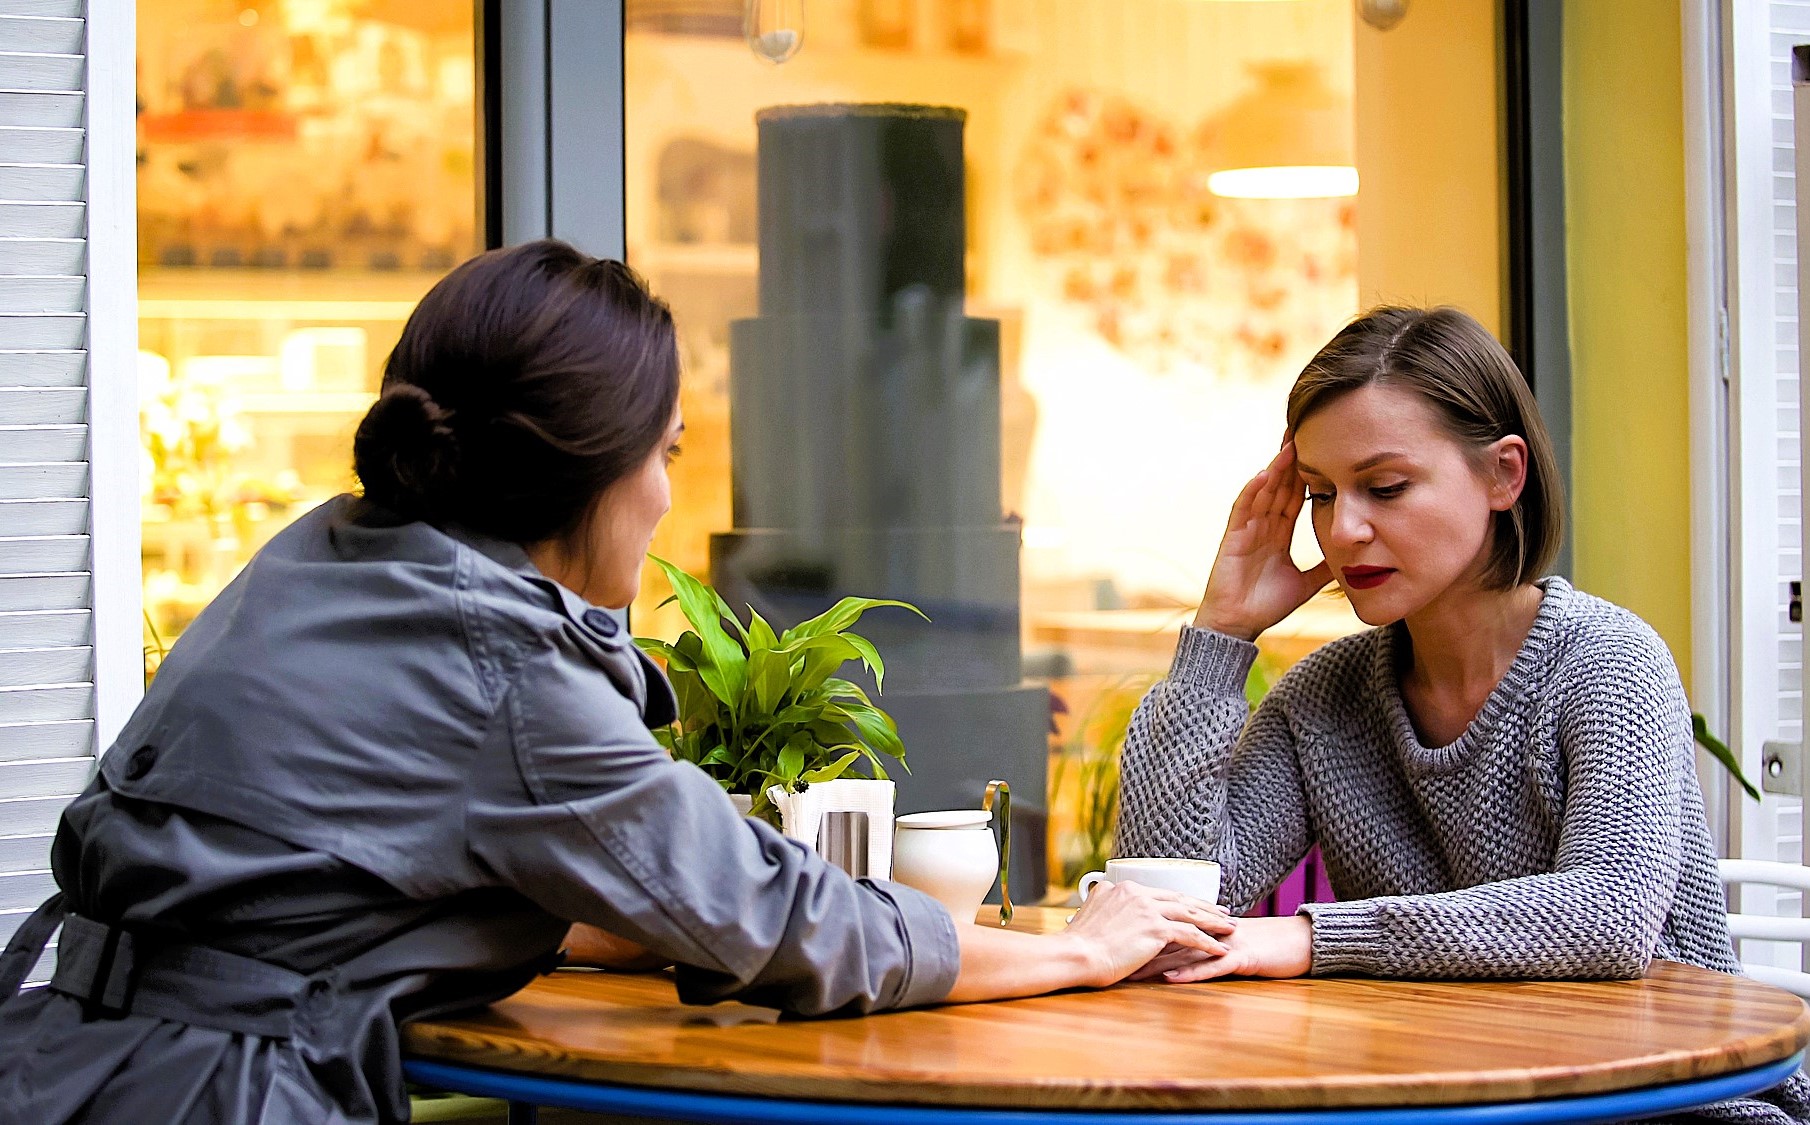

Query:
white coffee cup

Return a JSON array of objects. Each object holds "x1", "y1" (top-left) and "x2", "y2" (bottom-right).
[{"x1": 1078, "y1": 857, "x2": 1221, "y2": 905}]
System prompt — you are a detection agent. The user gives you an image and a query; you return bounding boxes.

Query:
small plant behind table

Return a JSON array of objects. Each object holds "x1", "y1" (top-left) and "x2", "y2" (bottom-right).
[{"x1": 634, "y1": 555, "x2": 925, "y2": 824}]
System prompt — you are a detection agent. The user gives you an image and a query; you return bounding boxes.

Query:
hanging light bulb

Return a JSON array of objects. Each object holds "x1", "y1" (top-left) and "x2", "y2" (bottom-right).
[
  {"x1": 1199, "y1": 62, "x2": 1358, "y2": 200},
  {"x1": 745, "y1": 0, "x2": 805, "y2": 63}
]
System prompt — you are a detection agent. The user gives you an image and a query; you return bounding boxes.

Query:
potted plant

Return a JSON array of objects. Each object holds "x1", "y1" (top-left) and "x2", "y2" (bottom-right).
[{"x1": 633, "y1": 556, "x2": 925, "y2": 824}]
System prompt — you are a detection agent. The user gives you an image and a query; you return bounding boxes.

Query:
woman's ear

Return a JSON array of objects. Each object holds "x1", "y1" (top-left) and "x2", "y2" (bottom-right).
[{"x1": 1486, "y1": 435, "x2": 1529, "y2": 512}]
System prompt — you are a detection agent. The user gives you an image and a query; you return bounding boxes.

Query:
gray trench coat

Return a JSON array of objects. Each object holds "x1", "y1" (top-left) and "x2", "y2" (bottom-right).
[{"x1": 0, "y1": 496, "x2": 960, "y2": 1124}]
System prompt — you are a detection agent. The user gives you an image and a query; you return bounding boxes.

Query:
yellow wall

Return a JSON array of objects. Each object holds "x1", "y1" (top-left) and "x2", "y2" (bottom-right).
[
  {"x1": 1563, "y1": 4, "x2": 1693, "y2": 684},
  {"x1": 1353, "y1": 0, "x2": 1502, "y2": 334}
]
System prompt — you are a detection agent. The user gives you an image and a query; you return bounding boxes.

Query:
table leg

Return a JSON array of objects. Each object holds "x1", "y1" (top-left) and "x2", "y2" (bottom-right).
[{"x1": 506, "y1": 1102, "x2": 538, "y2": 1125}]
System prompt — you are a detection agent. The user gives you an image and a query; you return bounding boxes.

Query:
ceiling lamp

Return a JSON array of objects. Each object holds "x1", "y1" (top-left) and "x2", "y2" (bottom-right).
[{"x1": 1200, "y1": 61, "x2": 1358, "y2": 199}]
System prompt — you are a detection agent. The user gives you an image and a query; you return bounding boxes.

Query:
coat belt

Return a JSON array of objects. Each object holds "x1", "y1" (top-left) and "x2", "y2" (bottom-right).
[{"x1": 1, "y1": 894, "x2": 346, "y2": 1042}]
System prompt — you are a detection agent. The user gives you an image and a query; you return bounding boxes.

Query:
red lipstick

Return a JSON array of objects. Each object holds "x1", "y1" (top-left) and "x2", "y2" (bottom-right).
[{"x1": 1341, "y1": 566, "x2": 1395, "y2": 590}]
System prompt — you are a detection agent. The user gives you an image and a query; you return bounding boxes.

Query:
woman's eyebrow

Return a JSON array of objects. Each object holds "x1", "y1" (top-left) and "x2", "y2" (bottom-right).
[{"x1": 1298, "y1": 451, "x2": 1410, "y2": 477}]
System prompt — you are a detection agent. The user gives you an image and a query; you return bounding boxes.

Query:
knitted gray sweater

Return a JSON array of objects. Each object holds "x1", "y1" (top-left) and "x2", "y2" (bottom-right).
[{"x1": 1119, "y1": 576, "x2": 1808, "y2": 1123}]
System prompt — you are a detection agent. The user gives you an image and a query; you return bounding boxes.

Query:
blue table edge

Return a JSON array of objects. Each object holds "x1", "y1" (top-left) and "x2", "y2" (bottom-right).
[{"x1": 404, "y1": 1048, "x2": 1807, "y2": 1124}]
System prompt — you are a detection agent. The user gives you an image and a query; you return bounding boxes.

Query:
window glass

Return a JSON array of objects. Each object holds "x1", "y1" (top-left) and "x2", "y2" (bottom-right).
[
  {"x1": 136, "y1": 0, "x2": 479, "y2": 666},
  {"x1": 625, "y1": 0, "x2": 1503, "y2": 894}
]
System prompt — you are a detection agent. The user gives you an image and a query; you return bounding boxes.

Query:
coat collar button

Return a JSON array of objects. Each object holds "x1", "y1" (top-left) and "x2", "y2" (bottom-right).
[
  {"x1": 582, "y1": 608, "x2": 620, "y2": 638},
  {"x1": 123, "y1": 744, "x2": 158, "y2": 781}
]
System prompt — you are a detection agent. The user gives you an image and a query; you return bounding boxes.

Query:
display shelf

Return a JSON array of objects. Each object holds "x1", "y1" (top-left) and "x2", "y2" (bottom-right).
[{"x1": 138, "y1": 269, "x2": 445, "y2": 322}]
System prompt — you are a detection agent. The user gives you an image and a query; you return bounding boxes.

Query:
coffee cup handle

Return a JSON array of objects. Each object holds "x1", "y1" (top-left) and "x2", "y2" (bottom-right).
[{"x1": 1078, "y1": 871, "x2": 1107, "y2": 901}]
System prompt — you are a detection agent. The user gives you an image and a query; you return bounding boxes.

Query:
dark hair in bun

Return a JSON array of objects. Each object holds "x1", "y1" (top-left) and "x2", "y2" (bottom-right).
[{"x1": 352, "y1": 239, "x2": 680, "y2": 545}]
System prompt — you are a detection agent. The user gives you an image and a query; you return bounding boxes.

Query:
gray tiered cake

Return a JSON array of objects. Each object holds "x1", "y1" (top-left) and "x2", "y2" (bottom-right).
[{"x1": 710, "y1": 103, "x2": 1050, "y2": 898}]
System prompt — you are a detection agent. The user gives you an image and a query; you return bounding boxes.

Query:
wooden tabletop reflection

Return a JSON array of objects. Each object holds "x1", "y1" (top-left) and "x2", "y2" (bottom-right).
[{"x1": 402, "y1": 907, "x2": 1810, "y2": 1110}]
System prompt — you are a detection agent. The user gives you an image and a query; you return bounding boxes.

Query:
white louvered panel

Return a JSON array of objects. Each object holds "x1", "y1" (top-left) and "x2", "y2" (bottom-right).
[
  {"x1": 0, "y1": 904, "x2": 54, "y2": 983},
  {"x1": 0, "y1": 834, "x2": 50, "y2": 872},
  {"x1": 0, "y1": 462, "x2": 85, "y2": 499},
  {"x1": 0, "y1": 719, "x2": 90, "y2": 761},
  {"x1": 0, "y1": 686, "x2": 88, "y2": 722},
  {"x1": 0, "y1": 534, "x2": 86, "y2": 573},
  {"x1": 0, "y1": 313, "x2": 82, "y2": 348},
  {"x1": 0, "y1": 868, "x2": 55, "y2": 911},
  {"x1": 0, "y1": 52, "x2": 82, "y2": 91},
  {"x1": 0, "y1": 127, "x2": 80, "y2": 165},
  {"x1": 0, "y1": 791, "x2": 74, "y2": 835},
  {"x1": 0, "y1": 575, "x2": 87, "y2": 612},
  {"x1": 0, "y1": 351, "x2": 81, "y2": 384},
  {"x1": 15, "y1": 945, "x2": 48, "y2": 987},
  {"x1": 0, "y1": 17, "x2": 84, "y2": 55},
  {"x1": 0, "y1": 0, "x2": 109, "y2": 994},
  {"x1": 0, "y1": 164, "x2": 83, "y2": 200},
  {"x1": 0, "y1": 499, "x2": 84, "y2": 534},
  {"x1": 0, "y1": 907, "x2": 57, "y2": 952},
  {"x1": 0, "y1": 238, "x2": 82, "y2": 274},
  {"x1": 0, "y1": 387, "x2": 82, "y2": 423},
  {"x1": 0, "y1": 908, "x2": 26, "y2": 948},
  {"x1": 0, "y1": 426, "x2": 84, "y2": 461},
  {"x1": 0, "y1": 610, "x2": 88, "y2": 648},
  {"x1": 0, "y1": 275, "x2": 84, "y2": 313},
  {"x1": 0, "y1": 92, "x2": 80, "y2": 129},
  {"x1": 0, "y1": 201, "x2": 82, "y2": 237},
  {"x1": 0, "y1": 755, "x2": 88, "y2": 796},
  {"x1": 0, "y1": 648, "x2": 87, "y2": 689},
  {"x1": 1771, "y1": 2, "x2": 1808, "y2": 887},
  {"x1": 0, "y1": 1, "x2": 83, "y2": 17}
]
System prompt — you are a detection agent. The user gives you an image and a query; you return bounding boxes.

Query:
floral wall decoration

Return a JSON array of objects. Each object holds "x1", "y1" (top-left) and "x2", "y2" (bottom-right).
[{"x1": 1014, "y1": 89, "x2": 1358, "y2": 381}]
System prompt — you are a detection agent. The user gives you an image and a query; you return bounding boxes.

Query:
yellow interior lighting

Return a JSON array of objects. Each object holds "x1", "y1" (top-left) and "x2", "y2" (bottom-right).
[{"x1": 1202, "y1": 61, "x2": 1357, "y2": 200}]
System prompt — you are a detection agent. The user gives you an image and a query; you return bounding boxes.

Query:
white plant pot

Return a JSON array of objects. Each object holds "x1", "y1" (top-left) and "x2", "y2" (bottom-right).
[{"x1": 729, "y1": 792, "x2": 754, "y2": 817}]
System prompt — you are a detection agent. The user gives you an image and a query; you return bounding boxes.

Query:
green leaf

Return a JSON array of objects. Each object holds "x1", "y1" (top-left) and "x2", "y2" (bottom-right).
[
  {"x1": 648, "y1": 556, "x2": 748, "y2": 714},
  {"x1": 842, "y1": 632, "x2": 887, "y2": 692},
  {"x1": 781, "y1": 597, "x2": 927, "y2": 645},
  {"x1": 839, "y1": 699, "x2": 907, "y2": 761},
  {"x1": 776, "y1": 740, "x2": 805, "y2": 784},
  {"x1": 802, "y1": 749, "x2": 863, "y2": 784},
  {"x1": 748, "y1": 648, "x2": 791, "y2": 716},
  {"x1": 713, "y1": 589, "x2": 750, "y2": 642},
  {"x1": 667, "y1": 666, "x2": 718, "y2": 731},
  {"x1": 858, "y1": 746, "x2": 891, "y2": 780},
  {"x1": 821, "y1": 677, "x2": 872, "y2": 705},
  {"x1": 634, "y1": 637, "x2": 695, "y2": 672},
  {"x1": 1694, "y1": 712, "x2": 1761, "y2": 801},
  {"x1": 747, "y1": 607, "x2": 780, "y2": 652},
  {"x1": 776, "y1": 634, "x2": 862, "y2": 694},
  {"x1": 701, "y1": 746, "x2": 736, "y2": 768}
]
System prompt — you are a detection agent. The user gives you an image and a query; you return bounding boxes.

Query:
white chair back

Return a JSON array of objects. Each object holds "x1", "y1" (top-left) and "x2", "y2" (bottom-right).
[{"x1": 1717, "y1": 858, "x2": 1810, "y2": 998}]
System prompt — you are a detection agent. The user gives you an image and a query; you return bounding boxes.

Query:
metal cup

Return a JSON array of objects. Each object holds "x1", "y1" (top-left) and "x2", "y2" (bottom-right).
[{"x1": 817, "y1": 810, "x2": 870, "y2": 878}]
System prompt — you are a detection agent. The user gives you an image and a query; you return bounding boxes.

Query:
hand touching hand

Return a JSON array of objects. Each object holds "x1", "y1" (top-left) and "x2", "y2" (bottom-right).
[
  {"x1": 1061, "y1": 880, "x2": 1238, "y2": 988},
  {"x1": 1127, "y1": 914, "x2": 1314, "y2": 983},
  {"x1": 1195, "y1": 441, "x2": 1332, "y2": 641}
]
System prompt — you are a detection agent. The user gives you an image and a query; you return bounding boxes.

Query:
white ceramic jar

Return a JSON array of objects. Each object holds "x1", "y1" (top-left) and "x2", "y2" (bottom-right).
[{"x1": 890, "y1": 810, "x2": 998, "y2": 924}]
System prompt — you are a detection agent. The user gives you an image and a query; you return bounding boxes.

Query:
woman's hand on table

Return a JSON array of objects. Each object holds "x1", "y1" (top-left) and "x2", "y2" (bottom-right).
[
  {"x1": 944, "y1": 881, "x2": 1233, "y2": 1002},
  {"x1": 1127, "y1": 914, "x2": 1313, "y2": 983},
  {"x1": 1195, "y1": 440, "x2": 1332, "y2": 641},
  {"x1": 562, "y1": 923, "x2": 672, "y2": 971},
  {"x1": 1062, "y1": 879, "x2": 1237, "y2": 988}
]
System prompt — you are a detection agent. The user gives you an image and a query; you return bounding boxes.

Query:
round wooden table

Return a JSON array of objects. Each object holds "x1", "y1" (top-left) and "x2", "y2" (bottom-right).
[{"x1": 402, "y1": 907, "x2": 1810, "y2": 1123}]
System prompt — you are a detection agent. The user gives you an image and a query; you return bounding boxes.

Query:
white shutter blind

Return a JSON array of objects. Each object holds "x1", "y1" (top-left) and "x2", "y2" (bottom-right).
[{"x1": 0, "y1": 0, "x2": 129, "y2": 988}]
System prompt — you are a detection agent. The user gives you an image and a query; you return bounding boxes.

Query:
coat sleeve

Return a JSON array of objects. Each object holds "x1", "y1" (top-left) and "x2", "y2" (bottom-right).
[{"x1": 465, "y1": 642, "x2": 960, "y2": 1017}]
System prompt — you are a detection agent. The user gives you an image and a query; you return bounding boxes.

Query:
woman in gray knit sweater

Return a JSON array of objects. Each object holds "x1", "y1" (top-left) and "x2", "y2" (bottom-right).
[{"x1": 1118, "y1": 306, "x2": 1810, "y2": 1122}]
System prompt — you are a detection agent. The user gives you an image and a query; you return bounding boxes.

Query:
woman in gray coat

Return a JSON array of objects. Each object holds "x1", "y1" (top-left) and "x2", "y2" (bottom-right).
[{"x1": 0, "y1": 240, "x2": 1231, "y2": 1124}]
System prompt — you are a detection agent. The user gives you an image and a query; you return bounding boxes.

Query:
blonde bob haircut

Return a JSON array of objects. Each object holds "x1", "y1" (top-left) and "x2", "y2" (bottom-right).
[{"x1": 1284, "y1": 306, "x2": 1566, "y2": 592}]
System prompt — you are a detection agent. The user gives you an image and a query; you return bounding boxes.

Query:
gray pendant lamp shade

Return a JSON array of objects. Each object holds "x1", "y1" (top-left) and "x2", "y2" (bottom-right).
[{"x1": 1200, "y1": 61, "x2": 1358, "y2": 199}]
